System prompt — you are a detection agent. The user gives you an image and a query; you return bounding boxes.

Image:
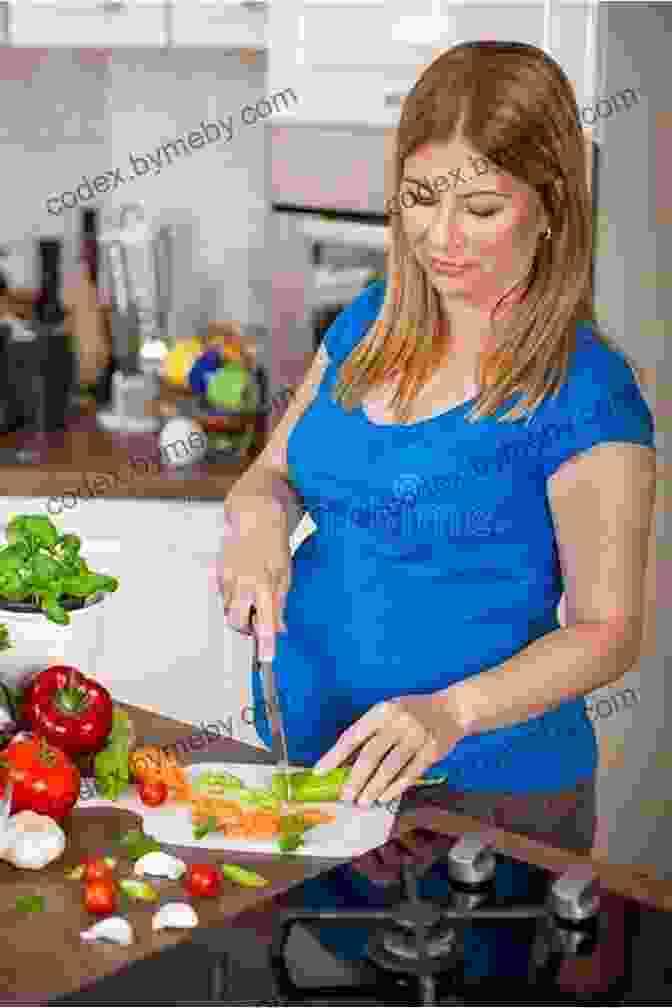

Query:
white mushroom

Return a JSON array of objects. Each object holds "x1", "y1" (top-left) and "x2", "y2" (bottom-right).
[
  {"x1": 133, "y1": 851, "x2": 186, "y2": 880},
  {"x1": 1, "y1": 811, "x2": 66, "y2": 870},
  {"x1": 152, "y1": 902, "x2": 199, "y2": 931},
  {"x1": 80, "y1": 917, "x2": 134, "y2": 946}
]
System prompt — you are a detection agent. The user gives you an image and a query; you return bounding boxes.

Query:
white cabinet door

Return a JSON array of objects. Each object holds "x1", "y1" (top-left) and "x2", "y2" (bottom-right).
[
  {"x1": 171, "y1": 1, "x2": 267, "y2": 47},
  {"x1": 270, "y1": 1, "x2": 596, "y2": 128},
  {"x1": 10, "y1": 2, "x2": 166, "y2": 45}
]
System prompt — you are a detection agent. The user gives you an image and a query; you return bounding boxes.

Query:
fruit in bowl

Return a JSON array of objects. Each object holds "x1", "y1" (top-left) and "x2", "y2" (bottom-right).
[
  {"x1": 188, "y1": 349, "x2": 223, "y2": 397},
  {"x1": 206, "y1": 362, "x2": 255, "y2": 410}
]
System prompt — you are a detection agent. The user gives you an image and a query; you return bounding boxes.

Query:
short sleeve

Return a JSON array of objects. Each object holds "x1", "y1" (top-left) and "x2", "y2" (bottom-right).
[
  {"x1": 535, "y1": 336, "x2": 656, "y2": 482},
  {"x1": 323, "y1": 279, "x2": 386, "y2": 367}
]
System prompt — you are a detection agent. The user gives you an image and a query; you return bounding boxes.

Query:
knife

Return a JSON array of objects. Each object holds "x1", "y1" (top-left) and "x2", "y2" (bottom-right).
[{"x1": 251, "y1": 609, "x2": 292, "y2": 809}]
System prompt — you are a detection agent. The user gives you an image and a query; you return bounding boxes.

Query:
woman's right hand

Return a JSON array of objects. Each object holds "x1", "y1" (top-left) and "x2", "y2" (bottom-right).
[{"x1": 209, "y1": 504, "x2": 291, "y2": 661}]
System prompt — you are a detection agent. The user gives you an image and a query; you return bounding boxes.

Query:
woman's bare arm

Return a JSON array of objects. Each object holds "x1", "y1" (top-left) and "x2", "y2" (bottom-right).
[{"x1": 223, "y1": 344, "x2": 330, "y2": 539}]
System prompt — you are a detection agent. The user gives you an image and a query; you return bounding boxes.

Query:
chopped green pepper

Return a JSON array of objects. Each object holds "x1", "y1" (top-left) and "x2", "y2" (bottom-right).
[
  {"x1": 278, "y1": 813, "x2": 312, "y2": 853},
  {"x1": 120, "y1": 879, "x2": 159, "y2": 902},
  {"x1": 15, "y1": 894, "x2": 44, "y2": 914},
  {"x1": 219, "y1": 863, "x2": 269, "y2": 887},
  {"x1": 271, "y1": 768, "x2": 351, "y2": 802},
  {"x1": 191, "y1": 776, "x2": 279, "y2": 811},
  {"x1": 193, "y1": 816, "x2": 218, "y2": 841},
  {"x1": 191, "y1": 772, "x2": 244, "y2": 793}
]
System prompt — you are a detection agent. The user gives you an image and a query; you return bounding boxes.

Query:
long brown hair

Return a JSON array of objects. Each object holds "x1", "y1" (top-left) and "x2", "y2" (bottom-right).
[{"x1": 333, "y1": 41, "x2": 644, "y2": 426}]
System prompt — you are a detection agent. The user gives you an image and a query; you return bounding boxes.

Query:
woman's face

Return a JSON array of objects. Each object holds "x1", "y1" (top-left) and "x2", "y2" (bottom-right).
[{"x1": 399, "y1": 136, "x2": 550, "y2": 320}]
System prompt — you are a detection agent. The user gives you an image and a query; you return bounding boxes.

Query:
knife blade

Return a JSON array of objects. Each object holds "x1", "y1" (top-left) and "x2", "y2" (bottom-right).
[{"x1": 251, "y1": 614, "x2": 292, "y2": 810}]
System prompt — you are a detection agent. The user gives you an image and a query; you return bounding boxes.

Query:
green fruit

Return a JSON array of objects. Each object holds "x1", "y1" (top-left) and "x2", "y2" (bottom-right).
[{"x1": 206, "y1": 363, "x2": 251, "y2": 409}]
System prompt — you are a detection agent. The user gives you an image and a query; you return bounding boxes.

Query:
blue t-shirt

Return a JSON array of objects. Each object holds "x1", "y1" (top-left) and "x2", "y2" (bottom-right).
[{"x1": 252, "y1": 279, "x2": 655, "y2": 792}]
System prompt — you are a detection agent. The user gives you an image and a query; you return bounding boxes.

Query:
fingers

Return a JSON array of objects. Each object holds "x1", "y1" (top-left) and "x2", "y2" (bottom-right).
[
  {"x1": 227, "y1": 577, "x2": 258, "y2": 633},
  {"x1": 314, "y1": 705, "x2": 389, "y2": 776},
  {"x1": 275, "y1": 567, "x2": 291, "y2": 633},
  {"x1": 211, "y1": 551, "x2": 290, "y2": 639},
  {"x1": 357, "y1": 739, "x2": 417, "y2": 806},
  {"x1": 377, "y1": 742, "x2": 436, "y2": 806},
  {"x1": 252, "y1": 579, "x2": 278, "y2": 662}
]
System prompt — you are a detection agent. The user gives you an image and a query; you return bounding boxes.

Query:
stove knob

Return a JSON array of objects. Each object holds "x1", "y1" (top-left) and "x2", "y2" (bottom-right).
[
  {"x1": 446, "y1": 833, "x2": 496, "y2": 885},
  {"x1": 551, "y1": 867, "x2": 600, "y2": 922},
  {"x1": 452, "y1": 888, "x2": 488, "y2": 911}
]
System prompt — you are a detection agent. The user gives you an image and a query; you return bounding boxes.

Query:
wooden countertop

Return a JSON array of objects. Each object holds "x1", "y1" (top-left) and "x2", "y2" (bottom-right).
[
  {"x1": 0, "y1": 401, "x2": 265, "y2": 502},
  {"x1": 0, "y1": 701, "x2": 669, "y2": 1003}
]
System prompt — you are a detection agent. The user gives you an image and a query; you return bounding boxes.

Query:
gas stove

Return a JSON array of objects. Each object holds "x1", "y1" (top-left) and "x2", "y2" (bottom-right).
[{"x1": 223, "y1": 826, "x2": 671, "y2": 1006}]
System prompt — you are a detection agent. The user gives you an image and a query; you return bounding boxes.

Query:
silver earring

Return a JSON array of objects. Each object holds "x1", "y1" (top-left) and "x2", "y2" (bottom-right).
[{"x1": 543, "y1": 226, "x2": 552, "y2": 240}]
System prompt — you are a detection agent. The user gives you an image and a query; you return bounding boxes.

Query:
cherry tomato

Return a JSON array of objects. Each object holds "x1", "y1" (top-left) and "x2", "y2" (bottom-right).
[
  {"x1": 184, "y1": 864, "x2": 221, "y2": 898},
  {"x1": 137, "y1": 778, "x2": 168, "y2": 807},
  {"x1": 82, "y1": 856, "x2": 113, "y2": 882},
  {"x1": 84, "y1": 877, "x2": 117, "y2": 915},
  {"x1": 1, "y1": 732, "x2": 80, "y2": 822}
]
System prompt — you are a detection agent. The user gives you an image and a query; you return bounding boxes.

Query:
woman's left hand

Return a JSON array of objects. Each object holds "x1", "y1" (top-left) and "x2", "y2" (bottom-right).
[{"x1": 313, "y1": 691, "x2": 466, "y2": 806}]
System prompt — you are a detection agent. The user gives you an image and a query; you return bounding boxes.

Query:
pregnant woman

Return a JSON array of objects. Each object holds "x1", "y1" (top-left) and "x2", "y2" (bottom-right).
[{"x1": 213, "y1": 41, "x2": 656, "y2": 857}]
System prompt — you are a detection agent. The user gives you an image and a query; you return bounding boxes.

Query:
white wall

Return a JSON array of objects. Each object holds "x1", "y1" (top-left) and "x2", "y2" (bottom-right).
[
  {"x1": 1, "y1": 49, "x2": 108, "y2": 286},
  {"x1": 589, "y1": 1, "x2": 669, "y2": 872},
  {"x1": 1, "y1": 47, "x2": 270, "y2": 335},
  {"x1": 101, "y1": 47, "x2": 270, "y2": 335}
]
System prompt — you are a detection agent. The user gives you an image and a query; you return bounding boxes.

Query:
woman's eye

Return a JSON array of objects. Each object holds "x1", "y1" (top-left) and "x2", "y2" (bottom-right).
[
  {"x1": 399, "y1": 189, "x2": 435, "y2": 207},
  {"x1": 468, "y1": 207, "x2": 500, "y2": 218}
]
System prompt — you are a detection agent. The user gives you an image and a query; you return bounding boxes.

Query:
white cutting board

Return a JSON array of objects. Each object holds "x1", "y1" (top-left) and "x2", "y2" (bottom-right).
[{"x1": 75, "y1": 763, "x2": 399, "y2": 858}]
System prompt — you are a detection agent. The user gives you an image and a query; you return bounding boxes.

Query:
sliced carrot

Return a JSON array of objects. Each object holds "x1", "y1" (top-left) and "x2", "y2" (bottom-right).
[
  {"x1": 300, "y1": 809, "x2": 336, "y2": 826},
  {"x1": 240, "y1": 810, "x2": 281, "y2": 838}
]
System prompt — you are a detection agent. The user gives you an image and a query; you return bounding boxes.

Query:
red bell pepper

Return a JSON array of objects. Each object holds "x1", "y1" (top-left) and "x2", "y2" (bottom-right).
[{"x1": 24, "y1": 665, "x2": 113, "y2": 756}]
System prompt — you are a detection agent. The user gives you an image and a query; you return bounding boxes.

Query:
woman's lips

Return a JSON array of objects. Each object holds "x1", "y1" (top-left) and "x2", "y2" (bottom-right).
[{"x1": 429, "y1": 257, "x2": 477, "y2": 275}]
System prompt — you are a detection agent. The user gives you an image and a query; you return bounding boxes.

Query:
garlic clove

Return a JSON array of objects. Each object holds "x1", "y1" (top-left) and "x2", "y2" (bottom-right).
[
  {"x1": 133, "y1": 852, "x2": 187, "y2": 880},
  {"x1": 2, "y1": 812, "x2": 66, "y2": 870},
  {"x1": 151, "y1": 902, "x2": 199, "y2": 931},
  {"x1": 80, "y1": 917, "x2": 134, "y2": 946}
]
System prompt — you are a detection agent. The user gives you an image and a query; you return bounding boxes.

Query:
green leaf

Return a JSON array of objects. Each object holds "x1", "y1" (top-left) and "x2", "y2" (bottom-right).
[
  {"x1": 119, "y1": 829, "x2": 163, "y2": 861},
  {"x1": 0, "y1": 514, "x2": 119, "y2": 625},
  {"x1": 0, "y1": 543, "x2": 31, "y2": 572},
  {"x1": 0, "y1": 624, "x2": 12, "y2": 652},
  {"x1": 44, "y1": 594, "x2": 69, "y2": 626},
  {"x1": 94, "y1": 708, "x2": 131, "y2": 800},
  {"x1": 0, "y1": 569, "x2": 28, "y2": 601},
  {"x1": 30, "y1": 552, "x2": 65, "y2": 584},
  {"x1": 15, "y1": 894, "x2": 45, "y2": 914},
  {"x1": 193, "y1": 816, "x2": 218, "y2": 841},
  {"x1": 7, "y1": 515, "x2": 59, "y2": 550}
]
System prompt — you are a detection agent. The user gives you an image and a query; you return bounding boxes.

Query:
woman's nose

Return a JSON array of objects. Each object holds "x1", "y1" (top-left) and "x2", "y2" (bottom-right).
[{"x1": 428, "y1": 207, "x2": 466, "y2": 253}]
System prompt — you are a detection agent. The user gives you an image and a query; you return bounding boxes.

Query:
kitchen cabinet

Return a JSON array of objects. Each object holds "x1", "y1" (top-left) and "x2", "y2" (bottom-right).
[
  {"x1": 10, "y1": 1, "x2": 166, "y2": 45},
  {"x1": 171, "y1": 0, "x2": 267, "y2": 47},
  {"x1": 268, "y1": 1, "x2": 598, "y2": 128}
]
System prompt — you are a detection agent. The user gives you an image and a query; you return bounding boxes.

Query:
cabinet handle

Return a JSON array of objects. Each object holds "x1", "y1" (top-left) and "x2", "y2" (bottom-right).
[{"x1": 383, "y1": 93, "x2": 406, "y2": 107}]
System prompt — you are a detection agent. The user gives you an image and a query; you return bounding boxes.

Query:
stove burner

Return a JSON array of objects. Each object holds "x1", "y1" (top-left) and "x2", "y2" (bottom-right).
[
  {"x1": 264, "y1": 831, "x2": 617, "y2": 1007},
  {"x1": 389, "y1": 899, "x2": 444, "y2": 932},
  {"x1": 372, "y1": 919, "x2": 459, "y2": 966},
  {"x1": 366, "y1": 872, "x2": 462, "y2": 979}
]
